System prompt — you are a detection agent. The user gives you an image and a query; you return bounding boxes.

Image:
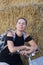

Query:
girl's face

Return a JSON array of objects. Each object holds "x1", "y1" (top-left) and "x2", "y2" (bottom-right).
[{"x1": 16, "y1": 19, "x2": 27, "y2": 32}]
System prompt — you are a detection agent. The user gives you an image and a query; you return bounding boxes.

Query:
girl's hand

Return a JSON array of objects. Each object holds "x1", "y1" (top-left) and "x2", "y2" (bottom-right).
[
  {"x1": 19, "y1": 50, "x2": 28, "y2": 56},
  {"x1": 25, "y1": 46, "x2": 31, "y2": 50},
  {"x1": 27, "y1": 46, "x2": 36, "y2": 54},
  {"x1": 25, "y1": 46, "x2": 37, "y2": 53},
  {"x1": 20, "y1": 45, "x2": 37, "y2": 56}
]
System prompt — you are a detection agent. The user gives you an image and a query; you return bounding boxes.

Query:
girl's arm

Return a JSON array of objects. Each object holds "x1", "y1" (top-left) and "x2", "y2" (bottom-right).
[
  {"x1": 7, "y1": 32, "x2": 28, "y2": 53},
  {"x1": 27, "y1": 40, "x2": 38, "y2": 53},
  {"x1": 19, "y1": 40, "x2": 38, "y2": 55}
]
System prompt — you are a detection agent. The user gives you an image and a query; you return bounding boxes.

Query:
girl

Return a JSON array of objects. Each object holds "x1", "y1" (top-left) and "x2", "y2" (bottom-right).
[{"x1": 0, "y1": 17, "x2": 38, "y2": 65}]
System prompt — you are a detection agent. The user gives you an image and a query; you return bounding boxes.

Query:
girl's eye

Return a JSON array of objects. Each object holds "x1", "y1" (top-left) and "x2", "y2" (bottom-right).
[
  {"x1": 22, "y1": 23, "x2": 26, "y2": 25},
  {"x1": 18, "y1": 22, "x2": 21, "y2": 24},
  {"x1": 18, "y1": 22, "x2": 26, "y2": 25}
]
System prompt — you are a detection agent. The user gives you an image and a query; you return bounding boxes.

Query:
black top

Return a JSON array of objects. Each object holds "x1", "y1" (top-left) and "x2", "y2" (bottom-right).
[{"x1": 0, "y1": 33, "x2": 33, "y2": 65}]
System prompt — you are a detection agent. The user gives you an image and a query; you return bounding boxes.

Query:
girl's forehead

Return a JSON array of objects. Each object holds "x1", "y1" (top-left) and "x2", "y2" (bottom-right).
[{"x1": 17, "y1": 19, "x2": 26, "y2": 23}]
